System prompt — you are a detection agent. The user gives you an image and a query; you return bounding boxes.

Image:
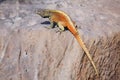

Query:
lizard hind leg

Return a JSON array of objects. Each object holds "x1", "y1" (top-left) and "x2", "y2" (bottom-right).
[
  {"x1": 57, "y1": 22, "x2": 65, "y2": 32},
  {"x1": 54, "y1": 22, "x2": 65, "y2": 33}
]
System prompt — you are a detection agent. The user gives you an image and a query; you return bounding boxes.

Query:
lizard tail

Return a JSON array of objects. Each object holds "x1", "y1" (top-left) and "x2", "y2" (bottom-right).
[{"x1": 74, "y1": 33, "x2": 99, "y2": 76}]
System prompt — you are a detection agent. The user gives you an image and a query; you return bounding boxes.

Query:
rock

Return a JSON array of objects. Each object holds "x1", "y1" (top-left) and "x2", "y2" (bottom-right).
[{"x1": 0, "y1": 0, "x2": 120, "y2": 80}]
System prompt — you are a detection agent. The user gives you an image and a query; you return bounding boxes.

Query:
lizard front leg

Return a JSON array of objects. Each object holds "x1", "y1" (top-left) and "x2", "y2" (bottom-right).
[
  {"x1": 48, "y1": 20, "x2": 55, "y2": 29},
  {"x1": 44, "y1": 20, "x2": 55, "y2": 29}
]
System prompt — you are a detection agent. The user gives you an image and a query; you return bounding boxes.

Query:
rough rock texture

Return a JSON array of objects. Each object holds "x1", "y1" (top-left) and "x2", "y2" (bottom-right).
[{"x1": 0, "y1": 0, "x2": 120, "y2": 80}]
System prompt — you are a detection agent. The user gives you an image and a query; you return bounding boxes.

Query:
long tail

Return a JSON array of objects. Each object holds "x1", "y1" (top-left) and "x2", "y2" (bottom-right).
[{"x1": 74, "y1": 33, "x2": 99, "y2": 76}]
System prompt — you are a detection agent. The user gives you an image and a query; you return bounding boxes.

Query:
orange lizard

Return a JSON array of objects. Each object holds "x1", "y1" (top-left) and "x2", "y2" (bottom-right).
[{"x1": 36, "y1": 9, "x2": 99, "y2": 76}]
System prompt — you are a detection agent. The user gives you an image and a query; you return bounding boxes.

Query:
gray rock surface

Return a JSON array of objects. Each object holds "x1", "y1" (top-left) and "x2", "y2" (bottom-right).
[{"x1": 0, "y1": 0, "x2": 120, "y2": 80}]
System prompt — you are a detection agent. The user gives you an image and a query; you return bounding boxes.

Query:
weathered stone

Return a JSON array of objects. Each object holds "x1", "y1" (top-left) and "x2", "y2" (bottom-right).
[{"x1": 0, "y1": 0, "x2": 120, "y2": 80}]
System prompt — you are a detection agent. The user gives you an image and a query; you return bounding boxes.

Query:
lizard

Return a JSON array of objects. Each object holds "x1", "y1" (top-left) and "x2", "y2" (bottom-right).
[{"x1": 36, "y1": 9, "x2": 99, "y2": 76}]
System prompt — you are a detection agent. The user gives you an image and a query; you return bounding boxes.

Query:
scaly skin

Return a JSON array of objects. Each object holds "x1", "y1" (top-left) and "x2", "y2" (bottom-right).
[{"x1": 36, "y1": 9, "x2": 99, "y2": 76}]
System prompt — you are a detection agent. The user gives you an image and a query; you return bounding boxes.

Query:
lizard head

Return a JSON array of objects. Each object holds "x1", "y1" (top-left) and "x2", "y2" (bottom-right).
[{"x1": 36, "y1": 9, "x2": 51, "y2": 18}]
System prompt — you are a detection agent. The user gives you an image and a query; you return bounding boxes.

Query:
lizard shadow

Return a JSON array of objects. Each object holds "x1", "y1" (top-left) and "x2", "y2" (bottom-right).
[
  {"x1": 41, "y1": 21, "x2": 50, "y2": 25},
  {"x1": 41, "y1": 21, "x2": 69, "y2": 31},
  {"x1": 41, "y1": 21, "x2": 56, "y2": 28}
]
